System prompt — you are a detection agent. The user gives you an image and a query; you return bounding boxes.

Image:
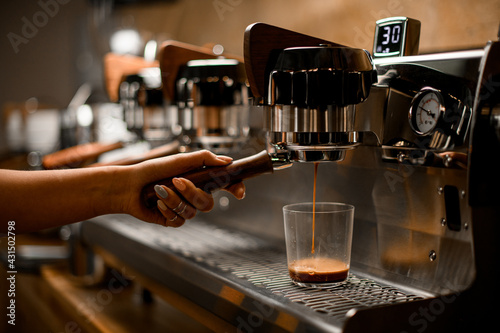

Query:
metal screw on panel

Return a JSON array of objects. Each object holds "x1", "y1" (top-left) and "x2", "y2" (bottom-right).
[
  {"x1": 464, "y1": 223, "x2": 469, "y2": 230},
  {"x1": 441, "y1": 218, "x2": 446, "y2": 226},
  {"x1": 437, "y1": 187, "x2": 443, "y2": 195},
  {"x1": 443, "y1": 154, "x2": 453, "y2": 167},
  {"x1": 461, "y1": 190, "x2": 466, "y2": 199},
  {"x1": 429, "y1": 250, "x2": 437, "y2": 262},
  {"x1": 397, "y1": 153, "x2": 407, "y2": 163}
]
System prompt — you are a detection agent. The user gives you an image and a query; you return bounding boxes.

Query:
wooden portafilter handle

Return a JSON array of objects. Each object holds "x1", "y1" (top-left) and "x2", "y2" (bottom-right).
[{"x1": 141, "y1": 150, "x2": 274, "y2": 209}]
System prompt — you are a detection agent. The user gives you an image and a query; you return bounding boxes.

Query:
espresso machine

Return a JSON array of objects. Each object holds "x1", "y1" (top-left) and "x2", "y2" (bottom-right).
[
  {"x1": 159, "y1": 41, "x2": 253, "y2": 154},
  {"x1": 87, "y1": 42, "x2": 252, "y2": 166},
  {"x1": 80, "y1": 17, "x2": 500, "y2": 332}
]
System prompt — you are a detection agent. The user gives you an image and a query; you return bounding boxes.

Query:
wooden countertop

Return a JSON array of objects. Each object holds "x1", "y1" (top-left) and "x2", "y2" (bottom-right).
[
  {"x1": 0, "y1": 263, "x2": 214, "y2": 333},
  {"x1": 0, "y1": 231, "x2": 217, "y2": 333}
]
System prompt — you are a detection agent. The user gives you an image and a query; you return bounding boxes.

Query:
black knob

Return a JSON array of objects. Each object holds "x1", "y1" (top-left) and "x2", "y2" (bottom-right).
[
  {"x1": 267, "y1": 46, "x2": 377, "y2": 107},
  {"x1": 176, "y1": 59, "x2": 248, "y2": 106}
]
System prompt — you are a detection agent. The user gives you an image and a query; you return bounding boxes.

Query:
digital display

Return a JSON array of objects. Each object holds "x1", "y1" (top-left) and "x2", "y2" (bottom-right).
[
  {"x1": 374, "y1": 22, "x2": 404, "y2": 56},
  {"x1": 373, "y1": 17, "x2": 420, "y2": 58}
]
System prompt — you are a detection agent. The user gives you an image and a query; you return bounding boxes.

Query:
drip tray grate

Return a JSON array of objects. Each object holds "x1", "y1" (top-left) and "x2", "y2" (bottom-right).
[
  {"x1": 88, "y1": 216, "x2": 426, "y2": 324},
  {"x1": 150, "y1": 220, "x2": 425, "y2": 320},
  {"x1": 206, "y1": 249, "x2": 423, "y2": 319}
]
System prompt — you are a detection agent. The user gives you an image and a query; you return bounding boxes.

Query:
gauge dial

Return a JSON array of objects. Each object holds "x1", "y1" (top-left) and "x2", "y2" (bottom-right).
[{"x1": 409, "y1": 88, "x2": 445, "y2": 135}]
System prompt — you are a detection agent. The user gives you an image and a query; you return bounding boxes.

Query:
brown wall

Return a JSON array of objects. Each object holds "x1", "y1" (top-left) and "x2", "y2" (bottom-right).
[
  {"x1": 116, "y1": 0, "x2": 500, "y2": 56},
  {"x1": 1, "y1": 0, "x2": 498, "y2": 109}
]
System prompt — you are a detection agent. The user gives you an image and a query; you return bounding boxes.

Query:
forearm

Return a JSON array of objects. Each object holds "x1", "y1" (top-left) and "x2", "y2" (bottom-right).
[
  {"x1": 0, "y1": 150, "x2": 244, "y2": 234},
  {"x1": 0, "y1": 166, "x2": 126, "y2": 234}
]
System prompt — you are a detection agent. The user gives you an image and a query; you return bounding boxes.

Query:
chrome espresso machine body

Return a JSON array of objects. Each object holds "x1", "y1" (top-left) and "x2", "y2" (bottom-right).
[{"x1": 81, "y1": 18, "x2": 500, "y2": 332}]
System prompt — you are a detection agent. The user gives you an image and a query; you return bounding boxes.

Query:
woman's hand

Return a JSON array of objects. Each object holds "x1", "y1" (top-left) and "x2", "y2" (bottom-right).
[{"x1": 120, "y1": 150, "x2": 246, "y2": 227}]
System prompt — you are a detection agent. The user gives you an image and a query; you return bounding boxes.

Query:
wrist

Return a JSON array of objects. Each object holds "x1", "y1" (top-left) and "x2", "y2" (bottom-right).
[{"x1": 91, "y1": 165, "x2": 130, "y2": 217}]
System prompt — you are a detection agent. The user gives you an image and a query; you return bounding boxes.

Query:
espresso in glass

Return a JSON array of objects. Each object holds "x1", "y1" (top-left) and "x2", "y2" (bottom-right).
[
  {"x1": 283, "y1": 202, "x2": 354, "y2": 288},
  {"x1": 288, "y1": 257, "x2": 349, "y2": 284}
]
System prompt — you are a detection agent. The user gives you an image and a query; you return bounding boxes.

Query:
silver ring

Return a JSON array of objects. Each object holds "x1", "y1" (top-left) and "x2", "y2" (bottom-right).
[
  {"x1": 172, "y1": 201, "x2": 185, "y2": 213},
  {"x1": 177, "y1": 203, "x2": 188, "y2": 215},
  {"x1": 169, "y1": 215, "x2": 178, "y2": 222}
]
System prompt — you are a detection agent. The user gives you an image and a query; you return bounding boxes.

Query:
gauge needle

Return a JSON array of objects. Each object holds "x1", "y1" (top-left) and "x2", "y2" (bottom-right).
[{"x1": 419, "y1": 106, "x2": 436, "y2": 118}]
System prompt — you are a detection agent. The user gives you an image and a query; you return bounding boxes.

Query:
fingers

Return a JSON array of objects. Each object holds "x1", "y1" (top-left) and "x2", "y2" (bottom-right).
[
  {"x1": 223, "y1": 182, "x2": 246, "y2": 200},
  {"x1": 154, "y1": 184, "x2": 196, "y2": 227},
  {"x1": 201, "y1": 151, "x2": 234, "y2": 167},
  {"x1": 172, "y1": 178, "x2": 215, "y2": 212},
  {"x1": 148, "y1": 151, "x2": 246, "y2": 228},
  {"x1": 141, "y1": 150, "x2": 233, "y2": 185},
  {"x1": 157, "y1": 200, "x2": 185, "y2": 227},
  {"x1": 153, "y1": 178, "x2": 247, "y2": 227}
]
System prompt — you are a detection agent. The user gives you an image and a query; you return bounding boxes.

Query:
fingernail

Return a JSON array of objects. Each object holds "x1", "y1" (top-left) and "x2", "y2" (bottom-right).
[
  {"x1": 157, "y1": 200, "x2": 167, "y2": 211},
  {"x1": 217, "y1": 155, "x2": 233, "y2": 163},
  {"x1": 239, "y1": 188, "x2": 246, "y2": 199},
  {"x1": 172, "y1": 178, "x2": 186, "y2": 191},
  {"x1": 154, "y1": 185, "x2": 168, "y2": 199}
]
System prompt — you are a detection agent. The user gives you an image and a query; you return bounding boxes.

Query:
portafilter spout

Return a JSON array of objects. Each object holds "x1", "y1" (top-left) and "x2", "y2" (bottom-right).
[{"x1": 141, "y1": 150, "x2": 291, "y2": 209}]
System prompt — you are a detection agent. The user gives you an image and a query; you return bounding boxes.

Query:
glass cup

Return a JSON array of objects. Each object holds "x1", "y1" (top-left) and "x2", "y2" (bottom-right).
[{"x1": 283, "y1": 202, "x2": 354, "y2": 288}]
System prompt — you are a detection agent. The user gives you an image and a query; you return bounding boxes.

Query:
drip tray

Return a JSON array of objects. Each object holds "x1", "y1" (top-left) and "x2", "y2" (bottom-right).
[{"x1": 82, "y1": 215, "x2": 427, "y2": 332}]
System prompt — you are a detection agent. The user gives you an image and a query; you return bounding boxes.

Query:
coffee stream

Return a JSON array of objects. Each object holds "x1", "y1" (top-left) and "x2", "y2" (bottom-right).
[
  {"x1": 287, "y1": 163, "x2": 350, "y2": 284},
  {"x1": 312, "y1": 162, "x2": 319, "y2": 254}
]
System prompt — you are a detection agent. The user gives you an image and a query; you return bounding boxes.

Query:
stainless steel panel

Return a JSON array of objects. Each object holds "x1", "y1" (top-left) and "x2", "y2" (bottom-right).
[
  {"x1": 82, "y1": 215, "x2": 428, "y2": 332},
  {"x1": 207, "y1": 143, "x2": 474, "y2": 295}
]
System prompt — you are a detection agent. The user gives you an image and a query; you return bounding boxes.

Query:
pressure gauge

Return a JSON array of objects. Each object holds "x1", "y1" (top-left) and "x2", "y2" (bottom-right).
[
  {"x1": 409, "y1": 88, "x2": 445, "y2": 135},
  {"x1": 373, "y1": 17, "x2": 421, "y2": 58}
]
